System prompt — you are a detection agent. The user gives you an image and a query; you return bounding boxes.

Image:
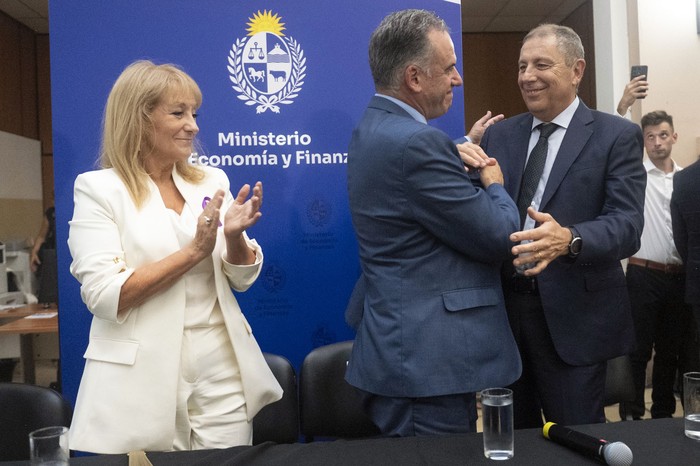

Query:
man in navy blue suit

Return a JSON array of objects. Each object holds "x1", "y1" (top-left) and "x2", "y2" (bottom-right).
[
  {"x1": 475, "y1": 24, "x2": 646, "y2": 428},
  {"x1": 345, "y1": 9, "x2": 522, "y2": 436},
  {"x1": 672, "y1": 158, "x2": 700, "y2": 335}
]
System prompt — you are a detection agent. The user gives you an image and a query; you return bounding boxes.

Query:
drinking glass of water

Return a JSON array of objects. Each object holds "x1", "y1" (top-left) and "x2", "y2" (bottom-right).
[
  {"x1": 29, "y1": 425, "x2": 69, "y2": 465},
  {"x1": 684, "y1": 372, "x2": 700, "y2": 440},
  {"x1": 481, "y1": 387, "x2": 514, "y2": 460},
  {"x1": 514, "y1": 240, "x2": 537, "y2": 275}
]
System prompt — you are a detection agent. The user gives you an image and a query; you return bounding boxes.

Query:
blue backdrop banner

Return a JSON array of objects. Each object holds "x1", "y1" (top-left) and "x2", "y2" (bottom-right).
[{"x1": 49, "y1": 0, "x2": 465, "y2": 406}]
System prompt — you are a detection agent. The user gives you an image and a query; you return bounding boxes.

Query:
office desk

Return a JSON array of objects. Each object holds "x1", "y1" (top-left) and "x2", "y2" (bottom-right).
[
  {"x1": 0, "y1": 303, "x2": 58, "y2": 384},
  {"x1": 0, "y1": 303, "x2": 54, "y2": 321},
  {"x1": 2, "y1": 418, "x2": 697, "y2": 465}
]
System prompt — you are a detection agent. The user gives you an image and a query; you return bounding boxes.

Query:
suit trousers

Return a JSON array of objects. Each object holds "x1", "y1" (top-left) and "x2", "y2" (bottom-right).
[
  {"x1": 358, "y1": 390, "x2": 477, "y2": 437},
  {"x1": 504, "y1": 285, "x2": 606, "y2": 429},
  {"x1": 620, "y1": 265, "x2": 699, "y2": 419},
  {"x1": 173, "y1": 324, "x2": 251, "y2": 450}
]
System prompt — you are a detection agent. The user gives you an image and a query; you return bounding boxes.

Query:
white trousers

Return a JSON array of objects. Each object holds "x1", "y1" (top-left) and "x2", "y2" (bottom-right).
[{"x1": 172, "y1": 324, "x2": 251, "y2": 450}]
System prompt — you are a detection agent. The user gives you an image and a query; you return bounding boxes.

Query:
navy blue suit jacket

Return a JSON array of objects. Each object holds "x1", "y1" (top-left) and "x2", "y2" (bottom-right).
[
  {"x1": 345, "y1": 96, "x2": 522, "y2": 397},
  {"x1": 480, "y1": 101, "x2": 646, "y2": 366},
  {"x1": 672, "y1": 159, "x2": 700, "y2": 305}
]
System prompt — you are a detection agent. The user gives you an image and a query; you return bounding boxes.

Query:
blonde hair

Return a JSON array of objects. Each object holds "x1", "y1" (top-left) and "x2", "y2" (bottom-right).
[{"x1": 100, "y1": 60, "x2": 204, "y2": 207}]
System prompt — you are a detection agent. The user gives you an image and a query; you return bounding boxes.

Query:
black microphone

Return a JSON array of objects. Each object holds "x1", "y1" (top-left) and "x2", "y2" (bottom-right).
[{"x1": 543, "y1": 422, "x2": 633, "y2": 466}]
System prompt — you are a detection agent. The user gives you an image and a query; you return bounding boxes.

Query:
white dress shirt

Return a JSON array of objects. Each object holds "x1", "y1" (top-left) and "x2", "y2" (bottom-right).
[
  {"x1": 633, "y1": 158, "x2": 683, "y2": 265},
  {"x1": 522, "y1": 97, "x2": 579, "y2": 231}
]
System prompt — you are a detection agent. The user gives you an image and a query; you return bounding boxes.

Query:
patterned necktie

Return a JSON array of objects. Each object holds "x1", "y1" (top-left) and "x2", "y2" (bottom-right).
[{"x1": 517, "y1": 123, "x2": 558, "y2": 227}]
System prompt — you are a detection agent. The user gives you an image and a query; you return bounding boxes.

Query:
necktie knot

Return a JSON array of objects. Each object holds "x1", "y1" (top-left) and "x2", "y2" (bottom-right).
[{"x1": 538, "y1": 123, "x2": 558, "y2": 140}]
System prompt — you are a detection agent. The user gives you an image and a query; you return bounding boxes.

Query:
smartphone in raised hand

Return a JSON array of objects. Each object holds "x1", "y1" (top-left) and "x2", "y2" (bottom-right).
[{"x1": 630, "y1": 66, "x2": 648, "y2": 99}]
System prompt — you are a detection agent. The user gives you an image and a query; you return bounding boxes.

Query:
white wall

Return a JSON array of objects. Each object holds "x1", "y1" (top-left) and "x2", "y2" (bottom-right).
[
  {"x1": 637, "y1": 0, "x2": 700, "y2": 166},
  {"x1": 0, "y1": 130, "x2": 43, "y2": 244},
  {"x1": 594, "y1": 0, "x2": 700, "y2": 166},
  {"x1": 593, "y1": 0, "x2": 631, "y2": 115},
  {"x1": 0, "y1": 131, "x2": 42, "y2": 200},
  {"x1": 634, "y1": 0, "x2": 700, "y2": 165}
]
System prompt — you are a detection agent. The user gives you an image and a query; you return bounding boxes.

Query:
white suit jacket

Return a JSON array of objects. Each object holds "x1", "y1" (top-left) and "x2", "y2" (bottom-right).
[{"x1": 67, "y1": 166, "x2": 282, "y2": 454}]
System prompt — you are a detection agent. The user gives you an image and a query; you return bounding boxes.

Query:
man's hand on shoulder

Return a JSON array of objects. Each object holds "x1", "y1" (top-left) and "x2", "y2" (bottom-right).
[
  {"x1": 456, "y1": 142, "x2": 496, "y2": 172},
  {"x1": 467, "y1": 110, "x2": 504, "y2": 144}
]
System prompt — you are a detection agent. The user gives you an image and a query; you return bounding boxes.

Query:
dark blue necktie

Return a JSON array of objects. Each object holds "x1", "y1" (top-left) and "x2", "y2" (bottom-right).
[{"x1": 517, "y1": 123, "x2": 558, "y2": 227}]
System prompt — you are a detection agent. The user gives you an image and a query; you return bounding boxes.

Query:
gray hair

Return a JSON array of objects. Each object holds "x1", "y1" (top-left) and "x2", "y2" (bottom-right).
[
  {"x1": 369, "y1": 9, "x2": 449, "y2": 91},
  {"x1": 524, "y1": 24, "x2": 584, "y2": 66}
]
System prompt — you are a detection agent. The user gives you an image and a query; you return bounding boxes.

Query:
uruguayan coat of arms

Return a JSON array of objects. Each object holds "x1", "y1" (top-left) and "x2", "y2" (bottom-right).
[{"x1": 228, "y1": 10, "x2": 306, "y2": 114}]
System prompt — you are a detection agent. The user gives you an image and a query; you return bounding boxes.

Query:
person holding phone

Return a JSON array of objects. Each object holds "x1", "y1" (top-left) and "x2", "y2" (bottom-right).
[{"x1": 617, "y1": 67, "x2": 649, "y2": 116}]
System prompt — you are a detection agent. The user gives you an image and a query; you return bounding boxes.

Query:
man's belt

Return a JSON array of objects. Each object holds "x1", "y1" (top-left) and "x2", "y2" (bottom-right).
[
  {"x1": 510, "y1": 274, "x2": 538, "y2": 295},
  {"x1": 628, "y1": 257, "x2": 685, "y2": 275}
]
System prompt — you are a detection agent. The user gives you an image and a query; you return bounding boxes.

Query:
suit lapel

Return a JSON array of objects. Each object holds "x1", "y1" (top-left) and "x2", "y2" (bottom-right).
[
  {"x1": 138, "y1": 176, "x2": 182, "y2": 253},
  {"x1": 540, "y1": 102, "x2": 594, "y2": 210},
  {"x1": 173, "y1": 168, "x2": 226, "y2": 260},
  {"x1": 173, "y1": 167, "x2": 209, "y2": 217},
  {"x1": 506, "y1": 115, "x2": 534, "y2": 201}
]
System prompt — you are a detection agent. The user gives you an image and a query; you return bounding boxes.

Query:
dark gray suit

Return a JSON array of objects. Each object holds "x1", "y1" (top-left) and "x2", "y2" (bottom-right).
[
  {"x1": 672, "y1": 159, "x2": 700, "y2": 331},
  {"x1": 345, "y1": 96, "x2": 522, "y2": 404}
]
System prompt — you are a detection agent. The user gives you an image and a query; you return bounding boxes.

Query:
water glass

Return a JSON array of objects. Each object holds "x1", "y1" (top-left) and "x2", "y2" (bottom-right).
[
  {"x1": 684, "y1": 372, "x2": 700, "y2": 440},
  {"x1": 515, "y1": 240, "x2": 536, "y2": 275},
  {"x1": 481, "y1": 387, "x2": 514, "y2": 460},
  {"x1": 29, "y1": 425, "x2": 69, "y2": 465}
]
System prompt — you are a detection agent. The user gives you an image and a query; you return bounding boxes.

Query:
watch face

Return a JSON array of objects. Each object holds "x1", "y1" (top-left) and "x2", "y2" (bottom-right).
[{"x1": 570, "y1": 237, "x2": 582, "y2": 254}]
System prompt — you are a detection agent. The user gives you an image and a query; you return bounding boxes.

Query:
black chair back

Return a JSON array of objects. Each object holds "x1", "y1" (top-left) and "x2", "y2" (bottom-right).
[
  {"x1": 0, "y1": 382, "x2": 72, "y2": 461},
  {"x1": 300, "y1": 340, "x2": 380, "y2": 441},
  {"x1": 253, "y1": 353, "x2": 299, "y2": 444}
]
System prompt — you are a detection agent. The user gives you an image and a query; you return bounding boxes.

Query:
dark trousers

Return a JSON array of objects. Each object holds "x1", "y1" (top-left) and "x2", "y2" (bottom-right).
[
  {"x1": 358, "y1": 390, "x2": 477, "y2": 437},
  {"x1": 504, "y1": 285, "x2": 606, "y2": 429},
  {"x1": 619, "y1": 265, "x2": 699, "y2": 419}
]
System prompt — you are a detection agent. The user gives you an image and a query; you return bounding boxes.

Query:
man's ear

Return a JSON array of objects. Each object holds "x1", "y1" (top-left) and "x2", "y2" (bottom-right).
[
  {"x1": 404, "y1": 64, "x2": 422, "y2": 93},
  {"x1": 572, "y1": 58, "x2": 586, "y2": 88}
]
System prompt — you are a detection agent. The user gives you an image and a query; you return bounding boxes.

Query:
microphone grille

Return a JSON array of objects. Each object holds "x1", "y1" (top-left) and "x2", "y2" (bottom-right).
[{"x1": 603, "y1": 441, "x2": 633, "y2": 466}]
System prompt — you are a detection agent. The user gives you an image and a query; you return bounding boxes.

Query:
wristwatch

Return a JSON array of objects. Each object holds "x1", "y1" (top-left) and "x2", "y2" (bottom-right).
[{"x1": 567, "y1": 227, "x2": 582, "y2": 258}]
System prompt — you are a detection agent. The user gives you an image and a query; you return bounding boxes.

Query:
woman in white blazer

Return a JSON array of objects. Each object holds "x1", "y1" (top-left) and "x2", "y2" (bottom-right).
[{"x1": 67, "y1": 60, "x2": 282, "y2": 454}]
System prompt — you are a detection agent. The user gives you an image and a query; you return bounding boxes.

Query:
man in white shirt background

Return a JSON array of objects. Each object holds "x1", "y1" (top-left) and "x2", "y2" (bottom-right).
[{"x1": 620, "y1": 110, "x2": 700, "y2": 420}]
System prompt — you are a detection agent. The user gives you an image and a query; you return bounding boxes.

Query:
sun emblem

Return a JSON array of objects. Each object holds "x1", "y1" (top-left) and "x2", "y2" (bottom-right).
[
  {"x1": 228, "y1": 10, "x2": 306, "y2": 114},
  {"x1": 246, "y1": 10, "x2": 285, "y2": 36}
]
